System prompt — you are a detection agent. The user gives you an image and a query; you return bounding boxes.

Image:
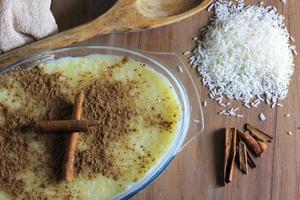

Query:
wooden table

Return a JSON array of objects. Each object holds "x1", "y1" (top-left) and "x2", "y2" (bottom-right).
[{"x1": 51, "y1": 0, "x2": 300, "y2": 199}]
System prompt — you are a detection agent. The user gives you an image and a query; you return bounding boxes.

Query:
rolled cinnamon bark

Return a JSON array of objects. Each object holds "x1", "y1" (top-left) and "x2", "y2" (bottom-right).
[
  {"x1": 63, "y1": 92, "x2": 84, "y2": 182},
  {"x1": 247, "y1": 151, "x2": 256, "y2": 169},
  {"x1": 238, "y1": 141, "x2": 248, "y2": 174},
  {"x1": 258, "y1": 141, "x2": 268, "y2": 154},
  {"x1": 237, "y1": 130, "x2": 262, "y2": 157},
  {"x1": 224, "y1": 128, "x2": 237, "y2": 184}
]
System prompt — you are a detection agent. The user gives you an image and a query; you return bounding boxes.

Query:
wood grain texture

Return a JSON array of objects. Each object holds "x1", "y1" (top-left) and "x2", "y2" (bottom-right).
[{"x1": 41, "y1": 0, "x2": 300, "y2": 199}]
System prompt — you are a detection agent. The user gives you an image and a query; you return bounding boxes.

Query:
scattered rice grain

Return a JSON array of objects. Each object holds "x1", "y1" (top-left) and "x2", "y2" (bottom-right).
[
  {"x1": 177, "y1": 65, "x2": 183, "y2": 73},
  {"x1": 259, "y1": 113, "x2": 266, "y2": 121},
  {"x1": 193, "y1": 119, "x2": 201, "y2": 123},
  {"x1": 219, "y1": 103, "x2": 227, "y2": 107},
  {"x1": 277, "y1": 103, "x2": 284, "y2": 107},
  {"x1": 183, "y1": 51, "x2": 191, "y2": 55},
  {"x1": 233, "y1": 107, "x2": 239, "y2": 112},
  {"x1": 244, "y1": 103, "x2": 251, "y2": 108},
  {"x1": 292, "y1": 49, "x2": 298, "y2": 56}
]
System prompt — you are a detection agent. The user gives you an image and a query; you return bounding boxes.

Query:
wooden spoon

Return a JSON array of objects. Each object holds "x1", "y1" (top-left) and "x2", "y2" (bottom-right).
[{"x1": 0, "y1": 0, "x2": 212, "y2": 67}]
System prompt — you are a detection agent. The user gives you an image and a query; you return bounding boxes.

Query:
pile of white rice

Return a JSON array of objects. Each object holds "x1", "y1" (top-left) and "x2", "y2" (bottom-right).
[{"x1": 191, "y1": 0, "x2": 296, "y2": 108}]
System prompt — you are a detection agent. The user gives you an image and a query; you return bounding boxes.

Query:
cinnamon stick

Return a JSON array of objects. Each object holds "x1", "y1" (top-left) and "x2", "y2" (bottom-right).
[
  {"x1": 35, "y1": 120, "x2": 100, "y2": 133},
  {"x1": 63, "y1": 92, "x2": 84, "y2": 182},
  {"x1": 245, "y1": 124, "x2": 273, "y2": 142},
  {"x1": 258, "y1": 141, "x2": 268, "y2": 154},
  {"x1": 238, "y1": 141, "x2": 248, "y2": 174},
  {"x1": 237, "y1": 130, "x2": 262, "y2": 157},
  {"x1": 224, "y1": 128, "x2": 237, "y2": 184},
  {"x1": 247, "y1": 150, "x2": 256, "y2": 169}
]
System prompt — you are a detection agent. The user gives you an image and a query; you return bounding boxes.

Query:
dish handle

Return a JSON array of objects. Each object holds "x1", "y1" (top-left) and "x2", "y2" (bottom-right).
[{"x1": 135, "y1": 49, "x2": 205, "y2": 156}]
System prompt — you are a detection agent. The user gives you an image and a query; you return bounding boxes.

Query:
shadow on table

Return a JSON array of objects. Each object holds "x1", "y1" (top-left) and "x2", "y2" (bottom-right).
[{"x1": 51, "y1": 0, "x2": 118, "y2": 31}]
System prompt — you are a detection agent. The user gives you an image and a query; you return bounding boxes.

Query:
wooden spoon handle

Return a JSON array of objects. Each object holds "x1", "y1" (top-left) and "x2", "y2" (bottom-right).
[{"x1": 0, "y1": 19, "x2": 114, "y2": 67}]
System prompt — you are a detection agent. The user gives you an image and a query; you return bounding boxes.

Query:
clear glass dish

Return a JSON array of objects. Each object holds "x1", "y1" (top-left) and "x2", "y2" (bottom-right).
[{"x1": 0, "y1": 45, "x2": 204, "y2": 200}]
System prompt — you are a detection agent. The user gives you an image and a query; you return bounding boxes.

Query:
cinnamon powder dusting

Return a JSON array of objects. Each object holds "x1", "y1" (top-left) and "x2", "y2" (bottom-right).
[
  {"x1": 0, "y1": 67, "x2": 73, "y2": 199},
  {"x1": 0, "y1": 66, "x2": 137, "y2": 199},
  {"x1": 0, "y1": 57, "x2": 178, "y2": 199},
  {"x1": 76, "y1": 80, "x2": 137, "y2": 180}
]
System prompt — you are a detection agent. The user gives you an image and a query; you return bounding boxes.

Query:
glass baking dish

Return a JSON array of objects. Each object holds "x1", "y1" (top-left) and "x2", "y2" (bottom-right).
[{"x1": 0, "y1": 45, "x2": 204, "y2": 200}]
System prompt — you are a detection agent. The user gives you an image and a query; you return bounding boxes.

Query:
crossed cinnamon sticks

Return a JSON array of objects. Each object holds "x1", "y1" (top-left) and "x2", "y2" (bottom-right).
[{"x1": 35, "y1": 92, "x2": 97, "y2": 182}]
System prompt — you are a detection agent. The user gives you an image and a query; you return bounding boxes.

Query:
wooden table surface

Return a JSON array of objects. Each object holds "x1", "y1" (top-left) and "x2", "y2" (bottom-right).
[{"x1": 50, "y1": 0, "x2": 300, "y2": 199}]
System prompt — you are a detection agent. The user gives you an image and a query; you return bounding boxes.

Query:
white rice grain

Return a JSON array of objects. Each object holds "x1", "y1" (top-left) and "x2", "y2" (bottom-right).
[
  {"x1": 244, "y1": 103, "x2": 251, "y2": 108},
  {"x1": 177, "y1": 65, "x2": 183, "y2": 73},
  {"x1": 193, "y1": 119, "x2": 201, "y2": 123},
  {"x1": 259, "y1": 113, "x2": 266, "y2": 121},
  {"x1": 183, "y1": 51, "x2": 191, "y2": 55},
  {"x1": 191, "y1": 0, "x2": 294, "y2": 110},
  {"x1": 219, "y1": 103, "x2": 227, "y2": 107},
  {"x1": 292, "y1": 49, "x2": 298, "y2": 56},
  {"x1": 277, "y1": 103, "x2": 284, "y2": 107}
]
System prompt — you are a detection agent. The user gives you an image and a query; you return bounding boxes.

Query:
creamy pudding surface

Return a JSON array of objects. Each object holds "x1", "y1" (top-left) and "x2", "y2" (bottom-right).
[{"x1": 0, "y1": 55, "x2": 181, "y2": 200}]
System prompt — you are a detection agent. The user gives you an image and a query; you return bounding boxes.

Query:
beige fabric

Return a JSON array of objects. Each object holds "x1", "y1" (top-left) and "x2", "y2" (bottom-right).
[{"x1": 0, "y1": 0, "x2": 58, "y2": 53}]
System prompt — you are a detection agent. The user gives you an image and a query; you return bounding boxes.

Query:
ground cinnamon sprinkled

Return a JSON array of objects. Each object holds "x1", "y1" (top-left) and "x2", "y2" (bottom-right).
[
  {"x1": 146, "y1": 113, "x2": 174, "y2": 132},
  {"x1": 106, "y1": 57, "x2": 129, "y2": 72},
  {"x1": 0, "y1": 63, "x2": 141, "y2": 199},
  {"x1": 0, "y1": 58, "x2": 178, "y2": 199},
  {"x1": 16, "y1": 67, "x2": 73, "y2": 120},
  {"x1": 75, "y1": 80, "x2": 137, "y2": 180},
  {"x1": 0, "y1": 67, "x2": 73, "y2": 198}
]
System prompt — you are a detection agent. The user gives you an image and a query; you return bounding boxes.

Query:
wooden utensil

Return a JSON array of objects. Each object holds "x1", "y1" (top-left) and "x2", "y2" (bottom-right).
[{"x1": 0, "y1": 0, "x2": 212, "y2": 67}]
